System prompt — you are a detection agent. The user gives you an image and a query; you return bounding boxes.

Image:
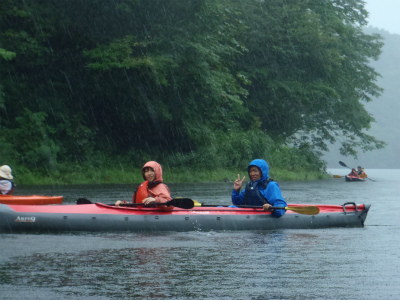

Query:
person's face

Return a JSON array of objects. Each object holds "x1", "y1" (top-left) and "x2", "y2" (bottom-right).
[
  {"x1": 249, "y1": 166, "x2": 262, "y2": 181},
  {"x1": 143, "y1": 167, "x2": 156, "y2": 182}
]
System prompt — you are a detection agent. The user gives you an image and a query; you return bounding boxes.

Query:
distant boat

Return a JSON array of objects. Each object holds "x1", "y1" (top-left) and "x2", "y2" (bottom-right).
[
  {"x1": 0, "y1": 194, "x2": 63, "y2": 205},
  {"x1": 345, "y1": 175, "x2": 366, "y2": 182}
]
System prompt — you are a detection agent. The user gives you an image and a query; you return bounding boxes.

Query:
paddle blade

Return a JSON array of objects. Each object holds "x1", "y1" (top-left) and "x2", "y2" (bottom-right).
[
  {"x1": 168, "y1": 198, "x2": 195, "y2": 209},
  {"x1": 193, "y1": 200, "x2": 202, "y2": 207},
  {"x1": 285, "y1": 206, "x2": 320, "y2": 215},
  {"x1": 333, "y1": 175, "x2": 344, "y2": 178},
  {"x1": 339, "y1": 161, "x2": 349, "y2": 168},
  {"x1": 77, "y1": 198, "x2": 93, "y2": 204}
]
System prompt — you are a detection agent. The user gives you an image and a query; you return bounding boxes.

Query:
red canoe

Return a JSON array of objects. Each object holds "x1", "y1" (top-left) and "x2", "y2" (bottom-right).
[{"x1": 0, "y1": 194, "x2": 63, "y2": 205}]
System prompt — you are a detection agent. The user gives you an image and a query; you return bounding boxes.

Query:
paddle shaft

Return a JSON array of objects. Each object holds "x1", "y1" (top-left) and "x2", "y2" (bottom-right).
[
  {"x1": 77, "y1": 198, "x2": 195, "y2": 209},
  {"x1": 115, "y1": 203, "x2": 319, "y2": 215},
  {"x1": 119, "y1": 203, "x2": 169, "y2": 207},
  {"x1": 237, "y1": 205, "x2": 319, "y2": 215},
  {"x1": 79, "y1": 200, "x2": 284, "y2": 209},
  {"x1": 339, "y1": 161, "x2": 351, "y2": 169},
  {"x1": 77, "y1": 198, "x2": 319, "y2": 214},
  {"x1": 200, "y1": 204, "x2": 288, "y2": 209},
  {"x1": 199, "y1": 204, "x2": 319, "y2": 215}
]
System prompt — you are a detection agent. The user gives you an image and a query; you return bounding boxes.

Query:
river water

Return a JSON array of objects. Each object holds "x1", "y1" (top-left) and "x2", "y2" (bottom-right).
[{"x1": 1, "y1": 169, "x2": 399, "y2": 299}]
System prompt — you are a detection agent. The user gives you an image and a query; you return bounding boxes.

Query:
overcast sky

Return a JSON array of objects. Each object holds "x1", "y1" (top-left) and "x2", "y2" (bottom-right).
[{"x1": 364, "y1": 0, "x2": 400, "y2": 34}]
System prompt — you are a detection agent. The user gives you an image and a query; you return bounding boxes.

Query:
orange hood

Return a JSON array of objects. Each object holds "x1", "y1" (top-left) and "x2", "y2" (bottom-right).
[{"x1": 142, "y1": 161, "x2": 164, "y2": 182}]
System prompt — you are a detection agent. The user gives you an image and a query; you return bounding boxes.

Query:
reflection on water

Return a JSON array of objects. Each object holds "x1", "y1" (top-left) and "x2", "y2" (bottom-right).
[{"x1": 1, "y1": 170, "x2": 400, "y2": 299}]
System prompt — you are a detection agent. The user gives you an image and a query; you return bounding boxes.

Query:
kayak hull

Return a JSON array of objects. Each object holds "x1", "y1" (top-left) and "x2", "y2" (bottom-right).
[
  {"x1": 0, "y1": 194, "x2": 63, "y2": 205},
  {"x1": 0, "y1": 202, "x2": 370, "y2": 233},
  {"x1": 345, "y1": 175, "x2": 366, "y2": 182}
]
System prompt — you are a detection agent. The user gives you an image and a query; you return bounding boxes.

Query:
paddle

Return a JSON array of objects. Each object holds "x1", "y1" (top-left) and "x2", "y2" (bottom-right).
[
  {"x1": 339, "y1": 161, "x2": 351, "y2": 169},
  {"x1": 338, "y1": 161, "x2": 375, "y2": 181},
  {"x1": 248, "y1": 205, "x2": 319, "y2": 215},
  {"x1": 77, "y1": 197, "x2": 195, "y2": 209},
  {"x1": 333, "y1": 175, "x2": 344, "y2": 178},
  {"x1": 77, "y1": 198, "x2": 318, "y2": 215},
  {"x1": 199, "y1": 204, "x2": 320, "y2": 215}
]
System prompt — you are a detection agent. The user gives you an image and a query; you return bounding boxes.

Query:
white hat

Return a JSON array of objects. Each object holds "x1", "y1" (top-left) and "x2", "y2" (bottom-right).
[{"x1": 0, "y1": 165, "x2": 13, "y2": 180}]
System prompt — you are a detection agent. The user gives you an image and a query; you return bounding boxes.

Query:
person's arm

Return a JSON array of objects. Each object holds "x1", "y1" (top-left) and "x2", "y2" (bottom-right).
[
  {"x1": 145, "y1": 184, "x2": 173, "y2": 210},
  {"x1": 268, "y1": 199, "x2": 287, "y2": 217},
  {"x1": 232, "y1": 189, "x2": 245, "y2": 205},
  {"x1": 152, "y1": 184, "x2": 172, "y2": 202},
  {"x1": 263, "y1": 182, "x2": 287, "y2": 217},
  {"x1": 232, "y1": 174, "x2": 246, "y2": 205}
]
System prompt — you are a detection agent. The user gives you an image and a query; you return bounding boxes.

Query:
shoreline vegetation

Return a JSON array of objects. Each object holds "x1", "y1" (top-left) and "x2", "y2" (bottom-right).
[
  {"x1": 14, "y1": 167, "x2": 331, "y2": 186},
  {"x1": 1, "y1": 1, "x2": 385, "y2": 188}
]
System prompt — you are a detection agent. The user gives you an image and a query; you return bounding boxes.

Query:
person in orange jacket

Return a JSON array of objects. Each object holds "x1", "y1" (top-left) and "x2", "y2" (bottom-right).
[
  {"x1": 348, "y1": 168, "x2": 358, "y2": 177},
  {"x1": 115, "y1": 161, "x2": 173, "y2": 210}
]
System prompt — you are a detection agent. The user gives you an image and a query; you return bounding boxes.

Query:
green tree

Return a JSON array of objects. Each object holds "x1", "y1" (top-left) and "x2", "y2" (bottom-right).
[
  {"x1": 235, "y1": 0, "x2": 385, "y2": 157},
  {"x1": 0, "y1": 0, "x2": 386, "y2": 178},
  {"x1": 82, "y1": 0, "x2": 250, "y2": 159}
]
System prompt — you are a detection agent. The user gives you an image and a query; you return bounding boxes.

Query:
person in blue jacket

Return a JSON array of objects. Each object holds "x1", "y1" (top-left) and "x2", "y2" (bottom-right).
[{"x1": 232, "y1": 159, "x2": 287, "y2": 217}]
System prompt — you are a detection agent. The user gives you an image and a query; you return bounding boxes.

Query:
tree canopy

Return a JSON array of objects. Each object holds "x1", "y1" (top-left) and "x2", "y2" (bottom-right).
[{"x1": 0, "y1": 0, "x2": 384, "y2": 177}]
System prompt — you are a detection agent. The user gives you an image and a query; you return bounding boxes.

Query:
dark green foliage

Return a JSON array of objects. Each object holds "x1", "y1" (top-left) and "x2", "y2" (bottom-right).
[
  {"x1": 1, "y1": 109, "x2": 59, "y2": 170},
  {"x1": 0, "y1": 0, "x2": 384, "y2": 180},
  {"x1": 235, "y1": 0, "x2": 384, "y2": 155}
]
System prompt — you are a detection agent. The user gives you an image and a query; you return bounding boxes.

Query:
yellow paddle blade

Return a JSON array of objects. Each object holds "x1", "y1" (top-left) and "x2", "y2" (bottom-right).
[
  {"x1": 333, "y1": 175, "x2": 344, "y2": 178},
  {"x1": 285, "y1": 206, "x2": 320, "y2": 215},
  {"x1": 193, "y1": 200, "x2": 202, "y2": 207}
]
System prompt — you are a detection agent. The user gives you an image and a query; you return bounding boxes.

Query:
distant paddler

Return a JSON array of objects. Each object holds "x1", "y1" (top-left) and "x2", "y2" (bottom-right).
[{"x1": 357, "y1": 166, "x2": 367, "y2": 178}]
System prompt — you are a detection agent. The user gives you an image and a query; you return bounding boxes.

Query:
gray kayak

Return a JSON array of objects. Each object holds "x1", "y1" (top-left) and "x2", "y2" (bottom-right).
[{"x1": 0, "y1": 202, "x2": 370, "y2": 233}]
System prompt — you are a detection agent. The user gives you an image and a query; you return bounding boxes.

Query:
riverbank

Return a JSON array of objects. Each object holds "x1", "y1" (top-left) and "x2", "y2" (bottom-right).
[{"x1": 14, "y1": 167, "x2": 330, "y2": 185}]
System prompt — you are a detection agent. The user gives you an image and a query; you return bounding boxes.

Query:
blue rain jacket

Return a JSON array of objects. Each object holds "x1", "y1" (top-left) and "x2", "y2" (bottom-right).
[{"x1": 232, "y1": 159, "x2": 287, "y2": 217}]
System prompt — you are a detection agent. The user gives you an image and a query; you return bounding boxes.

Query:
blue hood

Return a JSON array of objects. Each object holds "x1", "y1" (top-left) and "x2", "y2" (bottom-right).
[{"x1": 248, "y1": 159, "x2": 269, "y2": 182}]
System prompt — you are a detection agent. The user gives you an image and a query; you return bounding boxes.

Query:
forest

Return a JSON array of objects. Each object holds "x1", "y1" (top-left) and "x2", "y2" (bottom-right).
[
  {"x1": 0, "y1": 0, "x2": 385, "y2": 183},
  {"x1": 324, "y1": 28, "x2": 400, "y2": 169}
]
